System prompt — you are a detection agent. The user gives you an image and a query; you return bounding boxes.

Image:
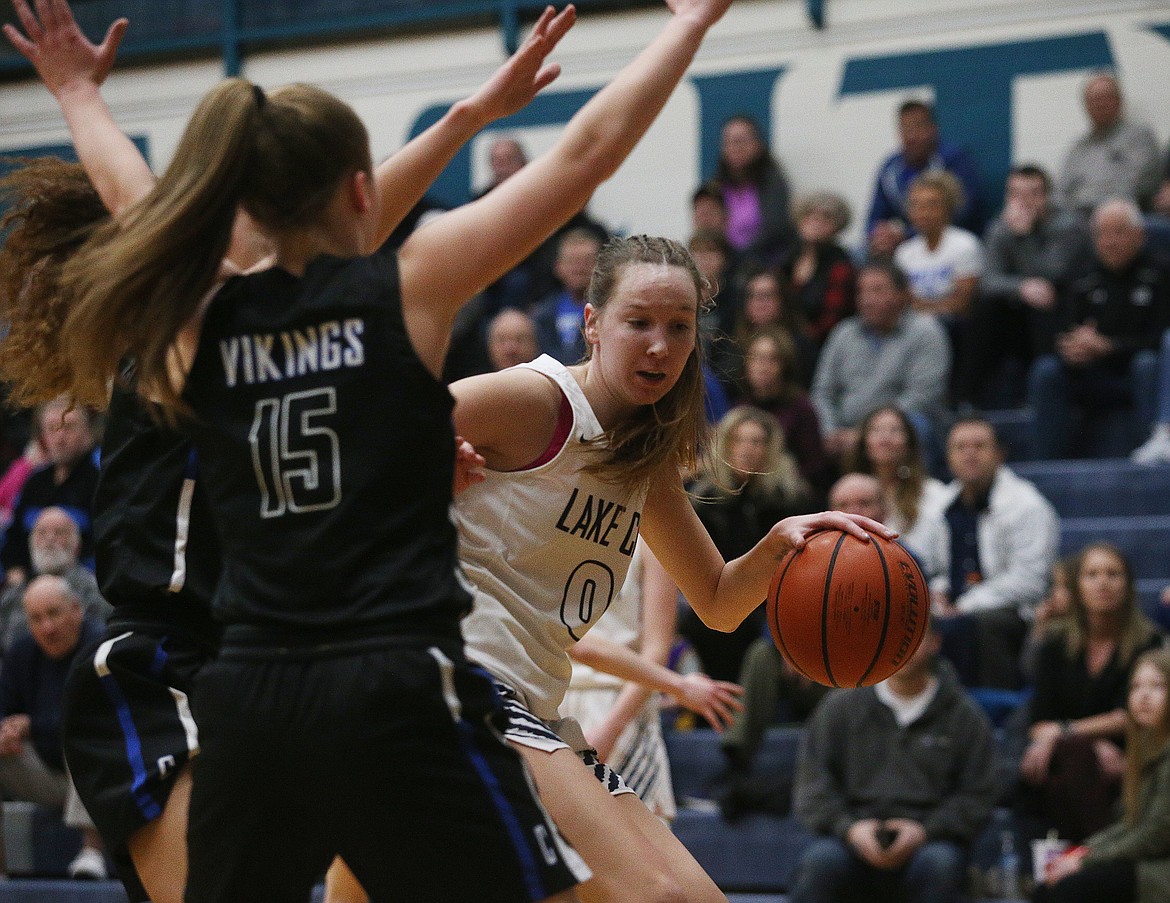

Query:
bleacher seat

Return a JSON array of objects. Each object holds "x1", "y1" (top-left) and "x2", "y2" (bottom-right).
[
  {"x1": 0, "y1": 801, "x2": 81, "y2": 877},
  {"x1": 1012, "y1": 459, "x2": 1170, "y2": 518},
  {"x1": 985, "y1": 409, "x2": 1033, "y2": 462},
  {"x1": 1058, "y1": 514, "x2": 1170, "y2": 581}
]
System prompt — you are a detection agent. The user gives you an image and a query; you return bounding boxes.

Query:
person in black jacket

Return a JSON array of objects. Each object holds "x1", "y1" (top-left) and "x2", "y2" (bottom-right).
[{"x1": 1027, "y1": 198, "x2": 1170, "y2": 459}]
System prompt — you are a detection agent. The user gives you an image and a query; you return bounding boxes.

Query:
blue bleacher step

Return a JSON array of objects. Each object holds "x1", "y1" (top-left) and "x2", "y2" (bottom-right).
[
  {"x1": 1012, "y1": 458, "x2": 1170, "y2": 518},
  {"x1": 0, "y1": 881, "x2": 128, "y2": 903},
  {"x1": 1059, "y1": 514, "x2": 1170, "y2": 580},
  {"x1": 984, "y1": 409, "x2": 1033, "y2": 462}
]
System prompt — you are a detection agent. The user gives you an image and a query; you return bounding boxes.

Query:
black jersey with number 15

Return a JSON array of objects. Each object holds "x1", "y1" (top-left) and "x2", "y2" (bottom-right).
[{"x1": 182, "y1": 253, "x2": 471, "y2": 639}]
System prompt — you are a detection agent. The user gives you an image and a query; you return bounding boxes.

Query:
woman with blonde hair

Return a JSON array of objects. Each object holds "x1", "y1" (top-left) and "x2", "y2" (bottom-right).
[
  {"x1": 679, "y1": 406, "x2": 816, "y2": 681},
  {"x1": 1019, "y1": 543, "x2": 1164, "y2": 843},
  {"x1": 1037, "y1": 648, "x2": 1170, "y2": 903}
]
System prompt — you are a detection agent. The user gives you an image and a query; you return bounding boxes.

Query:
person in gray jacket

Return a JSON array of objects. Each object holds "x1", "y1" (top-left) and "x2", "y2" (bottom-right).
[
  {"x1": 811, "y1": 261, "x2": 950, "y2": 466},
  {"x1": 789, "y1": 624, "x2": 999, "y2": 903}
]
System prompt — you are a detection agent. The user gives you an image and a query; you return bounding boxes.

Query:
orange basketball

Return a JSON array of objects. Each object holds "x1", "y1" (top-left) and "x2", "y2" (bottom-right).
[{"x1": 766, "y1": 529, "x2": 929, "y2": 688}]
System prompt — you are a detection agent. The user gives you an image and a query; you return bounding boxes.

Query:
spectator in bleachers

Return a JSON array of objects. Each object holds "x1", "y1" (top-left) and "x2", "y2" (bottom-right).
[
  {"x1": 734, "y1": 328, "x2": 831, "y2": 493},
  {"x1": 1034, "y1": 647, "x2": 1170, "y2": 903},
  {"x1": 530, "y1": 227, "x2": 602, "y2": 364},
  {"x1": 789, "y1": 621, "x2": 998, "y2": 903},
  {"x1": 866, "y1": 99, "x2": 984, "y2": 261},
  {"x1": 689, "y1": 228, "x2": 740, "y2": 341},
  {"x1": 0, "y1": 576, "x2": 106, "y2": 878},
  {"x1": 0, "y1": 396, "x2": 98, "y2": 587},
  {"x1": 1056, "y1": 72, "x2": 1161, "y2": 218},
  {"x1": 483, "y1": 135, "x2": 528, "y2": 192},
  {"x1": 485, "y1": 308, "x2": 540, "y2": 372},
  {"x1": 717, "y1": 266, "x2": 816, "y2": 393},
  {"x1": 848, "y1": 405, "x2": 949, "y2": 561},
  {"x1": 917, "y1": 417, "x2": 1060, "y2": 689},
  {"x1": 811, "y1": 261, "x2": 951, "y2": 464},
  {"x1": 680, "y1": 407, "x2": 814, "y2": 683},
  {"x1": 780, "y1": 192, "x2": 856, "y2": 349},
  {"x1": 895, "y1": 171, "x2": 984, "y2": 321},
  {"x1": 714, "y1": 472, "x2": 884, "y2": 806},
  {"x1": 0, "y1": 507, "x2": 109, "y2": 652},
  {"x1": 473, "y1": 137, "x2": 533, "y2": 313},
  {"x1": 709, "y1": 114, "x2": 795, "y2": 268},
  {"x1": 1016, "y1": 543, "x2": 1164, "y2": 844},
  {"x1": 691, "y1": 181, "x2": 729, "y2": 239},
  {"x1": 1021, "y1": 557, "x2": 1076, "y2": 684},
  {"x1": 1026, "y1": 199, "x2": 1170, "y2": 459},
  {"x1": 962, "y1": 164, "x2": 1089, "y2": 407}
]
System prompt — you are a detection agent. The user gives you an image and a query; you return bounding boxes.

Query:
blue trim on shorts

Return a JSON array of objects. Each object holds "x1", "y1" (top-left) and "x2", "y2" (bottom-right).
[
  {"x1": 149, "y1": 638, "x2": 169, "y2": 677},
  {"x1": 455, "y1": 677, "x2": 548, "y2": 901},
  {"x1": 97, "y1": 667, "x2": 163, "y2": 821}
]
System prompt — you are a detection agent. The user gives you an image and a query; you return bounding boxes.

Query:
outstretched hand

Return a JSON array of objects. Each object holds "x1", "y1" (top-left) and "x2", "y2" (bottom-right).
[
  {"x1": 669, "y1": 672, "x2": 744, "y2": 732},
  {"x1": 465, "y1": 5, "x2": 577, "y2": 124},
  {"x1": 3, "y1": 0, "x2": 127, "y2": 94}
]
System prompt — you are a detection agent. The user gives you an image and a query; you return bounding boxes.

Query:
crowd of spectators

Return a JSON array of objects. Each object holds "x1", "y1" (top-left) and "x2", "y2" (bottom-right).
[{"x1": 1, "y1": 64, "x2": 1169, "y2": 896}]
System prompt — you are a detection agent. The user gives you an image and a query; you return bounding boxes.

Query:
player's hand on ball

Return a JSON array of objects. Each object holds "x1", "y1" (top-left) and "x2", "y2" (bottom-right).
[{"x1": 771, "y1": 511, "x2": 896, "y2": 556}]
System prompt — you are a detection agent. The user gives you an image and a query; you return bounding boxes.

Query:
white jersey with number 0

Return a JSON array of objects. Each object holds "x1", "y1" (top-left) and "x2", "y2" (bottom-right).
[{"x1": 456, "y1": 355, "x2": 646, "y2": 722}]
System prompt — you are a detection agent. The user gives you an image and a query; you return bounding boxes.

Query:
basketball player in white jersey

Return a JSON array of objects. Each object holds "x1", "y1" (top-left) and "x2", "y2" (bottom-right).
[{"x1": 393, "y1": 235, "x2": 889, "y2": 903}]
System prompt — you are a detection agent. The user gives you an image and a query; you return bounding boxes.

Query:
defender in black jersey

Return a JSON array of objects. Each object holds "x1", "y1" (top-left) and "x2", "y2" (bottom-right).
[
  {"x1": 62, "y1": 382, "x2": 221, "y2": 903},
  {"x1": 12, "y1": 0, "x2": 741, "y2": 898}
]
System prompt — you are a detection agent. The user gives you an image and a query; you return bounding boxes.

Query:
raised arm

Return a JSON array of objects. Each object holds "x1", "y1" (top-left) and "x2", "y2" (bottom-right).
[
  {"x1": 398, "y1": 0, "x2": 733, "y2": 372},
  {"x1": 367, "y1": 5, "x2": 574, "y2": 252},
  {"x1": 640, "y1": 467, "x2": 894, "y2": 632},
  {"x1": 4, "y1": 0, "x2": 150, "y2": 217}
]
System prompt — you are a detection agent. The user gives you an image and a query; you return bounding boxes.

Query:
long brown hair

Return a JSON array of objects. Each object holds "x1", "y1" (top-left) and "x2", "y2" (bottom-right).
[
  {"x1": 0, "y1": 158, "x2": 109, "y2": 408},
  {"x1": 580, "y1": 235, "x2": 710, "y2": 488},
  {"x1": 1060, "y1": 543, "x2": 1157, "y2": 662},
  {"x1": 1121, "y1": 648, "x2": 1170, "y2": 825},
  {"x1": 58, "y1": 79, "x2": 373, "y2": 412},
  {"x1": 850, "y1": 405, "x2": 927, "y2": 531}
]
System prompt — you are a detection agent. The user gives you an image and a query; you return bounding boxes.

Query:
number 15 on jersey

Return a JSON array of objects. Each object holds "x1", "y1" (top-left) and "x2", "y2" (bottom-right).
[{"x1": 249, "y1": 388, "x2": 342, "y2": 518}]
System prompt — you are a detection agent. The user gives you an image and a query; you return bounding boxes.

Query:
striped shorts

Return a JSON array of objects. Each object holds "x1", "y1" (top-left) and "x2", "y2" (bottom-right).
[{"x1": 495, "y1": 682, "x2": 635, "y2": 798}]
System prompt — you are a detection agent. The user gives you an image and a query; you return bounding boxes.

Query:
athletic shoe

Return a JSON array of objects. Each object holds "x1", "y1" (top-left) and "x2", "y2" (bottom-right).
[{"x1": 67, "y1": 846, "x2": 107, "y2": 880}]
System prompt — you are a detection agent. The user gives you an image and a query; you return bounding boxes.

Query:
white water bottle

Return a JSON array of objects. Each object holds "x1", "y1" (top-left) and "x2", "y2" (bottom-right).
[{"x1": 999, "y1": 828, "x2": 1021, "y2": 898}]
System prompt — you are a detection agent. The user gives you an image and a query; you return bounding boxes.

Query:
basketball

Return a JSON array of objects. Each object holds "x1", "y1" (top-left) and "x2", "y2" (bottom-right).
[{"x1": 766, "y1": 529, "x2": 929, "y2": 688}]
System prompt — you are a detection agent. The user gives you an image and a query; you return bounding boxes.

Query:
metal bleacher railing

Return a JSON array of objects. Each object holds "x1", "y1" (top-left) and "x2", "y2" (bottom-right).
[{"x1": 0, "y1": 0, "x2": 657, "y2": 77}]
